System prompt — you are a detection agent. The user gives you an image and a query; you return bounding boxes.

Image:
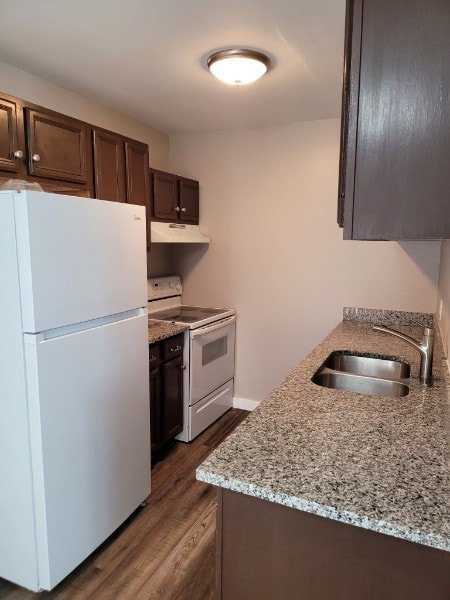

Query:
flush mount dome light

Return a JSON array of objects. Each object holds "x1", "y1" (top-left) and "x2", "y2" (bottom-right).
[{"x1": 207, "y1": 49, "x2": 271, "y2": 86}]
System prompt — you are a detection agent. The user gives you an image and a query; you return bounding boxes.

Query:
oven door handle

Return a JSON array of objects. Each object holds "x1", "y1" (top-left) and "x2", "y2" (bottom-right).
[{"x1": 190, "y1": 315, "x2": 236, "y2": 338}]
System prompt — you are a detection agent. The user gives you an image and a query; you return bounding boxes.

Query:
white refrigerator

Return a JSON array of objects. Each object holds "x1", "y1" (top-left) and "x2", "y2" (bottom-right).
[{"x1": 0, "y1": 190, "x2": 150, "y2": 592}]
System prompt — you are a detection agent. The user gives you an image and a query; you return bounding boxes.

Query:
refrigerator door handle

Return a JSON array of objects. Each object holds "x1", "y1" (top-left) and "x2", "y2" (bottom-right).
[{"x1": 24, "y1": 308, "x2": 145, "y2": 341}]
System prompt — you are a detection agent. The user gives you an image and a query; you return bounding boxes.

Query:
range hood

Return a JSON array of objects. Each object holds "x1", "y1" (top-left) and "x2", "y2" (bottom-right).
[{"x1": 150, "y1": 221, "x2": 210, "y2": 243}]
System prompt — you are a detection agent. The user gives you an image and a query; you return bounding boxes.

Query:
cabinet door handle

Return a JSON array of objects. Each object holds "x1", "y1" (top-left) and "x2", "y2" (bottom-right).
[
  {"x1": 14, "y1": 150, "x2": 23, "y2": 158},
  {"x1": 149, "y1": 356, "x2": 158, "y2": 363},
  {"x1": 175, "y1": 206, "x2": 180, "y2": 212},
  {"x1": 181, "y1": 207, "x2": 187, "y2": 213},
  {"x1": 170, "y1": 345, "x2": 182, "y2": 352},
  {"x1": 179, "y1": 365, "x2": 186, "y2": 370},
  {"x1": 32, "y1": 153, "x2": 41, "y2": 162}
]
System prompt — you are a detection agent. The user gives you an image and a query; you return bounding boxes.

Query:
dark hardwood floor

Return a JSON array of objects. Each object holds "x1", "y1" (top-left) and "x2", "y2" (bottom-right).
[{"x1": 0, "y1": 409, "x2": 249, "y2": 600}]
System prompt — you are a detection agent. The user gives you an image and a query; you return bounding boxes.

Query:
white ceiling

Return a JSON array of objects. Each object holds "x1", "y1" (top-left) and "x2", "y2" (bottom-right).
[{"x1": 0, "y1": 0, "x2": 346, "y2": 135}]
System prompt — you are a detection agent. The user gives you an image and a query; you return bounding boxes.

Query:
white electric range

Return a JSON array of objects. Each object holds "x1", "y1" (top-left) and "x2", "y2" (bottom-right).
[{"x1": 147, "y1": 276, "x2": 235, "y2": 442}]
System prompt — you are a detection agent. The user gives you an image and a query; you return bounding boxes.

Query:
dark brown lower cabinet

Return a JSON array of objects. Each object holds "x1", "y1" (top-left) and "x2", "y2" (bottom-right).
[
  {"x1": 216, "y1": 489, "x2": 450, "y2": 600},
  {"x1": 149, "y1": 347, "x2": 161, "y2": 453},
  {"x1": 149, "y1": 334, "x2": 184, "y2": 456}
]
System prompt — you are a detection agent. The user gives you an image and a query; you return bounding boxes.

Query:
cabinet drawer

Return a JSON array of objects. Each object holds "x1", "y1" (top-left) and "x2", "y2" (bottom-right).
[
  {"x1": 162, "y1": 334, "x2": 184, "y2": 361},
  {"x1": 149, "y1": 343, "x2": 160, "y2": 369}
]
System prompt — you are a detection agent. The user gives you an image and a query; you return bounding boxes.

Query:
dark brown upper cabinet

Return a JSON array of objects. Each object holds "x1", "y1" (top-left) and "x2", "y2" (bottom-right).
[
  {"x1": 151, "y1": 169, "x2": 178, "y2": 220},
  {"x1": 125, "y1": 140, "x2": 151, "y2": 245},
  {"x1": 338, "y1": 0, "x2": 450, "y2": 240},
  {"x1": 150, "y1": 168, "x2": 200, "y2": 225},
  {"x1": 0, "y1": 92, "x2": 93, "y2": 195},
  {"x1": 125, "y1": 140, "x2": 150, "y2": 209},
  {"x1": 179, "y1": 177, "x2": 199, "y2": 224},
  {"x1": 93, "y1": 129, "x2": 126, "y2": 202},
  {"x1": 93, "y1": 130, "x2": 150, "y2": 243},
  {"x1": 25, "y1": 108, "x2": 90, "y2": 184},
  {"x1": 0, "y1": 95, "x2": 20, "y2": 173}
]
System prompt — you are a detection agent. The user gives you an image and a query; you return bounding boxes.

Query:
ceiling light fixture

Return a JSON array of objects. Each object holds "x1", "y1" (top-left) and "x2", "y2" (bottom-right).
[{"x1": 207, "y1": 49, "x2": 271, "y2": 86}]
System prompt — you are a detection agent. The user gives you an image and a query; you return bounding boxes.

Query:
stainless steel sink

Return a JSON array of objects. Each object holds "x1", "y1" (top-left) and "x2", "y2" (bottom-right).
[
  {"x1": 312, "y1": 369, "x2": 410, "y2": 397},
  {"x1": 322, "y1": 351, "x2": 410, "y2": 380},
  {"x1": 312, "y1": 351, "x2": 410, "y2": 398}
]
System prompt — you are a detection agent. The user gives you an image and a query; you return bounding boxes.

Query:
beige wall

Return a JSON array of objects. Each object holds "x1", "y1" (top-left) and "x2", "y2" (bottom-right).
[
  {"x1": 169, "y1": 119, "x2": 441, "y2": 404},
  {"x1": 0, "y1": 61, "x2": 169, "y2": 170},
  {"x1": 437, "y1": 240, "x2": 450, "y2": 365}
]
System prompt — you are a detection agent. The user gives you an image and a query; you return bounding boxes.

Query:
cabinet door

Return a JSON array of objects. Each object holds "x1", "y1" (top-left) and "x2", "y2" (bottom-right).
[
  {"x1": 125, "y1": 141, "x2": 150, "y2": 244},
  {"x1": 162, "y1": 355, "x2": 183, "y2": 443},
  {"x1": 149, "y1": 344, "x2": 161, "y2": 454},
  {"x1": 179, "y1": 177, "x2": 199, "y2": 224},
  {"x1": 125, "y1": 141, "x2": 149, "y2": 206},
  {"x1": 150, "y1": 367, "x2": 161, "y2": 454},
  {"x1": 0, "y1": 96, "x2": 21, "y2": 173},
  {"x1": 337, "y1": 0, "x2": 359, "y2": 228},
  {"x1": 92, "y1": 130, "x2": 126, "y2": 202},
  {"x1": 340, "y1": 0, "x2": 450, "y2": 240},
  {"x1": 152, "y1": 170, "x2": 178, "y2": 221},
  {"x1": 25, "y1": 108, "x2": 90, "y2": 183}
]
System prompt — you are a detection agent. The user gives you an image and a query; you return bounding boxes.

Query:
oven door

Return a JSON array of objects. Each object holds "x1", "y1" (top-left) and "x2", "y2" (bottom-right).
[{"x1": 189, "y1": 316, "x2": 236, "y2": 405}]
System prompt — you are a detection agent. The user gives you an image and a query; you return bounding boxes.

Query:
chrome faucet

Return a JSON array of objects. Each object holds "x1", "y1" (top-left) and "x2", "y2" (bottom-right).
[{"x1": 372, "y1": 323, "x2": 435, "y2": 386}]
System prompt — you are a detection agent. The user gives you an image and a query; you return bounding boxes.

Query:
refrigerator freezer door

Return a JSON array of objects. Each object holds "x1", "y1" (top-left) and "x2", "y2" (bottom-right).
[
  {"x1": 14, "y1": 191, "x2": 147, "y2": 333},
  {"x1": 24, "y1": 313, "x2": 150, "y2": 590}
]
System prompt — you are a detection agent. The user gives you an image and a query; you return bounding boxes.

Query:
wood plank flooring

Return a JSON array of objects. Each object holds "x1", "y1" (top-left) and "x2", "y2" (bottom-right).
[{"x1": 0, "y1": 409, "x2": 249, "y2": 600}]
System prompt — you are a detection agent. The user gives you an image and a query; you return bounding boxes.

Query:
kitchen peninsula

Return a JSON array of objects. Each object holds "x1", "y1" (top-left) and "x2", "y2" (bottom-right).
[{"x1": 197, "y1": 309, "x2": 450, "y2": 600}]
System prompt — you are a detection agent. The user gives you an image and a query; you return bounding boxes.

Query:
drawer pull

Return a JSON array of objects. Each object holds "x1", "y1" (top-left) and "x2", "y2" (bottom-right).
[{"x1": 170, "y1": 345, "x2": 182, "y2": 352}]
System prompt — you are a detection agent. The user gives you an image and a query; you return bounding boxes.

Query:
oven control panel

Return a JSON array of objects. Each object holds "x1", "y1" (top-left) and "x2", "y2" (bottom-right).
[{"x1": 147, "y1": 276, "x2": 182, "y2": 300}]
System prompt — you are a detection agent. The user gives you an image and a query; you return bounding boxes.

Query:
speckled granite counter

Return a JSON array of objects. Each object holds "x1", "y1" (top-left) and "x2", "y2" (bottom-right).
[
  {"x1": 148, "y1": 319, "x2": 187, "y2": 344},
  {"x1": 196, "y1": 309, "x2": 450, "y2": 552}
]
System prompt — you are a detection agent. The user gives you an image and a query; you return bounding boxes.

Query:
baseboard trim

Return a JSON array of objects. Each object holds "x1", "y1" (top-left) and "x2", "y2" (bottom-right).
[{"x1": 233, "y1": 397, "x2": 261, "y2": 411}]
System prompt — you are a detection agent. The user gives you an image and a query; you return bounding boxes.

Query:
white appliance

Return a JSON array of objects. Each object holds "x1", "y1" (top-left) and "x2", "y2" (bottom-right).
[
  {"x1": 151, "y1": 221, "x2": 210, "y2": 243},
  {"x1": 0, "y1": 190, "x2": 150, "y2": 592},
  {"x1": 147, "y1": 276, "x2": 235, "y2": 442}
]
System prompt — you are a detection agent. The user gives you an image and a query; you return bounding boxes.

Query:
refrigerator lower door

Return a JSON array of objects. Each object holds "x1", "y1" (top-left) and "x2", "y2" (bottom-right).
[{"x1": 24, "y1": 313, "x2": 150, "y2": 591}]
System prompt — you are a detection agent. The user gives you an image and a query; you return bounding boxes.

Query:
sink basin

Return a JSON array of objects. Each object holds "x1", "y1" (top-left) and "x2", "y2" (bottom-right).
[
  {"x1": 312, "y1": 369, "x2": 410, "y2": 397},
  {"x1": 312, "y1": 351, "x2": 410, "y2": 398},
  {"x1": 322, "y1": 351, "x2": 410, "y2": 380}
]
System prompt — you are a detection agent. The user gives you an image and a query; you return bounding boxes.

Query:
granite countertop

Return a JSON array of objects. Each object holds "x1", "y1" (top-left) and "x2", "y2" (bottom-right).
[
  {"x1": 148, "y1": 318, "x2": 187, "y2": 344},
  {"x1": 196, "y1": 309, "x2": 450, "y2": 552}
]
